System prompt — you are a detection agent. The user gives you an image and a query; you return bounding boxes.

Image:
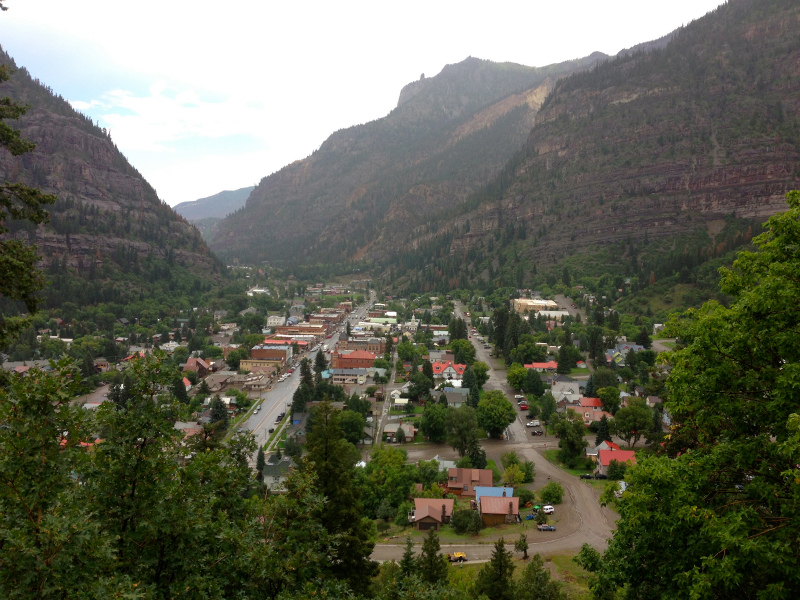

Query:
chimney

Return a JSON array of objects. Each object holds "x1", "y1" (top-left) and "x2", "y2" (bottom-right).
[
  {"x1": 509, "y1": 502, "x2": 513, "y2": 515},
  {"x1": 442, "y1": 504, "x2": 446, "y2": 521},
  {"x1": 502, "y1": 489, "x2": 506, "y2": 497}
]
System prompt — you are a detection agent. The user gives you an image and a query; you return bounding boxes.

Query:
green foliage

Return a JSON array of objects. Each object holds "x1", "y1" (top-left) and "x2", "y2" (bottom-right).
[
  {"x1": 516, "y1": 554, "x2": 568, "y2": 600},
  {"x1": 514, "y1": 533, "x2": 529, "y2": 560},
  {"x1": 338, "y1": 409, "x2": 367, "y2": 445},
  {"x1": 476, "y1": 390, "x2": 516, "y2": 438},
  {"x1": 612, "y1": 397, "x2": 652, "y2": 448},
  {"x1": 474, "y1": 538, "x2": 516, "y2": 600},
  {"x1": 597, "y1": 386, "x2": 621, "y2": 415},
  {"x1": 606, "y1": 459, "x2": 627, "y2": 480},
  {"x1": 420, "y1": 402, "x2": 448, "y2": 443},
  {"x1": 506, "y1": 362, "x2": 527, "y2": 390},
  {"x1": 594, "y1": 415, "x2": 613, "y2": 447},
  {"x1": 451, "y1": 507, "x2": 483, "y2": 535},
  {"x1": 539, "y1": 482, "x2": 565, "y2": 505},
  {"x1": 553, "y1": 409, "x2": 587, "y2": 468},
  {"x1": 418, "y1": 529, "x2": 448, "y2": 585},
  {"x1": 595, "y1": 193, "x2": 800, "y2": 597},
  {"x1": 445, "y1": 405, "x2": 480, "y2": 457}
]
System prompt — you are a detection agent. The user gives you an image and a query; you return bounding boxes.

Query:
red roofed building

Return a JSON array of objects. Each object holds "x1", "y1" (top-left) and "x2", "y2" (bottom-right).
[
  {"x1": 479, "y1": 496, "x2": 520, "y2": 526},
  {"x1": 330, "y1": 350, "x2": 376, "y2": 369},
  {"x1": 524, "y1": 361, "x2": 558, "y2": 372},
  {"x1": 576, "y1": 397, "x2": 613, "y2": 426},
  {"x1": 431, "y1": 361, "x2": 466, "y2": 380},
  {"x1": 185, "y1": 357, "x2": 211, "y2": 378},
  {"x1": 447, "y1": 467, "x2": 493, "y2": 497},
  {"x1": 598, "y1": 449, "x2": 637, "y2": 475},
  {"x1": 409, "y1": 498, "x2": 454, "y2": 531}
]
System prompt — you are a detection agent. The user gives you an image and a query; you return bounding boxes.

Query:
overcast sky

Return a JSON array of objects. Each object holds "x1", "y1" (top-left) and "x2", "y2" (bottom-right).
[{"x1": 0, "y1": 0, "x2": 726, "y2": 206}]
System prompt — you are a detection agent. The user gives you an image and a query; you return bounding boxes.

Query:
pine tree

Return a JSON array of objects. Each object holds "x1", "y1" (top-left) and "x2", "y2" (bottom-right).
[
  {"x1": 595, "y1": 415, "x2": 612, "y2": 446},
  {"x1": 399, "y1": 536, "x2": 417, "y2": 579},
  {"x1": 303, "y1": 401, "x2": 377, "y2": 594},
  {"x1": 418, "y1": 528, "x2": 448, "y2": 585},
  {"x1": 255, "y1": 447, "x2": 265, "y2": 483},
  {"x1": 475, "y1": 538, "x2": 516, "y2": 600},
  {"x1": 209, "y1": 396, "x2": 228, "y2": 428},
  {"x1": 584, "y1": 374, "x2": 596, "y2": 398}
]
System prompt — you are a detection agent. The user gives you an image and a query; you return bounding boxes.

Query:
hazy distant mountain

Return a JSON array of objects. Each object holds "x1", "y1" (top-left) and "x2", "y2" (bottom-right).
[{"x1": 173, "y1": 187, "x2": 254, "y2": 222}]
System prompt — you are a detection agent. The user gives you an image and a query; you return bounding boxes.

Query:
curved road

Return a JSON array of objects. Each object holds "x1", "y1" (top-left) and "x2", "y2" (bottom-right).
[{"x1": 371, "y1": 302, "x2": 615, "y2": 561}]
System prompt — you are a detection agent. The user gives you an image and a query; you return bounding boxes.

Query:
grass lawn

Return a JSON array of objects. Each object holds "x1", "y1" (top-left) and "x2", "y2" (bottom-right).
[
  {"x1": 389, "y1": 407, "x2": 424, "y2": 415},
  {"x1": 543, "y1": 449, "x2": 594, "y2": 477}
]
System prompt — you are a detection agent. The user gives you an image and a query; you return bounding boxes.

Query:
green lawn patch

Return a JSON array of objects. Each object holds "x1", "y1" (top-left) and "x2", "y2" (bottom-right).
[{"x1": 542, "y1": 449, "x2": 594, "y2": 477}]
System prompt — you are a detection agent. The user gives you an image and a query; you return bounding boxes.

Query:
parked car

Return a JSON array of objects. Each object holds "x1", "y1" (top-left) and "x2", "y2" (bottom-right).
[
  {"x1": 515, "y1": 394, "x2": 525, "y2": 401},
  {"x1": 268, "y1": 428, "x2": 274, "y2": 434},
  {"x1": 543, "y1": 505, "x2": 555, "y2": 514},
  {"x1": 526, "y1": 421, "x2": 536, "y2": 427},
  {"x1": 519, "y1": 403, "x2": 528, "y2": 410},
  {"x1": 595, "y1": 473, "x2": 608, "y2": 480},
  {"x1": 531, "y1": 430, "x2": 544, "y2": 436},
  {"x1": 580, "y1": 474, "x2": 594, "y2": 480},
  {"x1": 537, "y1": 524, "x2": 556, "y2": 531}
]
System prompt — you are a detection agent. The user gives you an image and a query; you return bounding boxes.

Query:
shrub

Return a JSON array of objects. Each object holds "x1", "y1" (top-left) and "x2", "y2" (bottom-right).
[
  {"x1": 451, "y1": 507, "x2": 482, "y2": 535},
  {"x1": 377, "y1": 521, "x2": 391, "y2": 533},
  {"x1": 607, "y1": 459, "x2": 628, "y2": 480},
  {"x1": 517, "y1": 488, "x2": 536, "y2": 507},
  {"x1": 539, "y1": 481, "x2": 565, "y2": 505}
]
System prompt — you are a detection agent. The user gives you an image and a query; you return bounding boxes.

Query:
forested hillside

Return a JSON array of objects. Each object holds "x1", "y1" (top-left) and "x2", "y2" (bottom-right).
[
  {"x1": 0, "y1": 45, "x2": 223, "y2": 312},
  {"x1": 387, "y1": 0, "x2": 800, "y2": 292}
]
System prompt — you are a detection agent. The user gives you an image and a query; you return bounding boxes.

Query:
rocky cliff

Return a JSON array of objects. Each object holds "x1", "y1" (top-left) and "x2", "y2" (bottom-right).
[{"x1": 0, "y1": 46, "x2": 222, "y2": 307}]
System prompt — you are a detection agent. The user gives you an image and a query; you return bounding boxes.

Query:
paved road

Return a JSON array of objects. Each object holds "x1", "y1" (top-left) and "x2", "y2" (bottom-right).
[{"x1": 372, "y1": 302, "x2": 615, "y2": 561}]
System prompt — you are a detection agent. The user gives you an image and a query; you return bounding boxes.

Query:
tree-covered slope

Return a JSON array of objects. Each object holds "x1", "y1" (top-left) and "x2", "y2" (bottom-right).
[
  {"x1": 173, "y1": 186, "x2": 254, "y2": 221},
  {"x1": 388, "y1": 0, "x2": 800, "y2": 291},
  {"x1": 0, "y1": 46, "x2": 223, "y2": 309}
]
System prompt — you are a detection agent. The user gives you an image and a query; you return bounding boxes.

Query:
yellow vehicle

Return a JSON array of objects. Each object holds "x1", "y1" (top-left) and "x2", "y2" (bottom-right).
[{"x1": 447, "y1": 552, "x2": 467, "y2": 562}]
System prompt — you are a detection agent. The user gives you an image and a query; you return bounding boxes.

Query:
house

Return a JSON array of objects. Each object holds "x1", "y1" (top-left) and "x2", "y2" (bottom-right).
[
  {"x1": 184, "y1": 357, "x2": 211, "y2": 378},
  {"x1": 262, "y1": 454, "x2": 296, "y2": 493},
  {"x1": 174, "y1": 420, "x2": 204, "y2": 440},
  {"x1": 605, "y1": 343, "x2": 646, "y2": 366},
  {"x1": 479, "y1": 496, "x2": 521, "y2": 526},
  {"x1": 431, "y1": 361, "x2": 466, "y2": 380},
  {"x1": 576, "y1": 397, "x2": 614, "y2": 426},
  {"x1": 384, "y1": 421, "x2": 416, "y2": 443},
  {"x1": 431, "y1": 387, "x2": 469, "y2": 408},
  {"x1": 408, "y1": 498, "x2": 454, "y2": 531},
  {"x1": 524, "y1": 361, "x2": 558, "y2": 372},
  {"x1": 429, "y1": 454, "x2": 458, "y2": 471},
  {"x1": 646, "y1": 396, "x2": 663, "y2": 408},
  {"x1": 550, "y1": 376, "x2": 581, "y2": 398},
  {"x1": 475, "y1": 486, "x2": 515, "y2": 508},
  {"x1": 597, "y1": 449, "x2": 637, "y2": 475},
  {"x1": 586, "y1": 440, "x2": 621, "y2": 462},
  {"x1": 360, "y1": 426, "x2": 374, "y2": 445},
  {"x1": 446, "y1": 468, "x2": 493, "y2": 497},
  {"x1": 182, "y1": 377, "x2": 192, "y2": 392}
]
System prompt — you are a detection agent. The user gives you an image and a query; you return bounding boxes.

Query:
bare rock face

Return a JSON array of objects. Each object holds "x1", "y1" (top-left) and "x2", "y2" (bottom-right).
[{"x1": 0, "y1": 46, "x2": 221, "y2": 297}]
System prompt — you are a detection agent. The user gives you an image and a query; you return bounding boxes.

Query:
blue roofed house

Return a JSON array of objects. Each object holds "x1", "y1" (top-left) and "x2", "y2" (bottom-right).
[{"x1": 474, "y1": 486, "x2": 515, "y2": 509}]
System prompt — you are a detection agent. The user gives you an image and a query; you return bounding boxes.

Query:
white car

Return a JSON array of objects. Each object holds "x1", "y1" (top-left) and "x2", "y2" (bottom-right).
[
  {"x1": 526, "y1": 421, "x2": 536, "y2": 427},
  {"x1": 543, "y1": 505, "x2": 555, "y2": 514}
]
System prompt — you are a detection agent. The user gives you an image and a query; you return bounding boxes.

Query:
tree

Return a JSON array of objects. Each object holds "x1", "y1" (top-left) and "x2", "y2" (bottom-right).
[
  {"x1": 302, "y1": 401, "x2": 377, "y2": 594},
  {"x1": 409, "y1": 370, "x2": 432, "y2": 402},
  {"x1": 226, "y1": 347, "x2": 249, "y2": 371},
  {"x1": 472, "y1": 361, "x2": 490, "y2": 388},
  {"x1": 421, "y1": 359, "x2": 434, "y2": 387},
  {"x1": 592, "y1": 367, "x2": 617, "y2": 390},
  {"x1": 592, "y1": 192, "x2": 800, "y2": 598},
  {"x1": 376, "y1": 498, "x2": 394, "y2": 522},
  {"x1": 209, "y1": 395, "x2": 229, "y2": 428},
  {"x1": 299, "y1": 357, "x2": 314, "y2": 389},
  {"x1": 594, "y1": 415, "x2": 613, "y2": 446},
  {"x1": 284, "y1": 436, "x2": 303, "y2": 460},
  {"x1": 506, "y1": 362, "x2": 527, "y2": 390},
  {"x1": 255, "y1": 447, "x2": 266, "y2": 483},
  {"x1": 539, "y1": 391, "x2": 557, "y2": 423},
  {"x1": 606, "y1": 459, "x2": 627, "y2": 480},
  {"x1": 338, "y1": 409, "x2": 367, "y2": 445},
  {"x1": 465, "y1": 438, "x2": 488, "y2": 469},
  {"x1": 171, "y1": 376, "x2": 189, "y2": 403},
  {"x1": 584, "y1": 374, "x2": 596, "y2": 398},
  {"x1": 399, "y1": 537, "x2": 417, "y2": 579},
  {"x1": 597, "y1": 386, "x2": 621, "y2": 415},
  {"x1": 556, "y1": 344, "x2": 574, "y2": 374},
  {"x1": 445, "y1": 405, "x2": 480, "y2": 457},
  {"x1": 420, "y1": 402, "x2": 448, "y2": 443},
  {"x1": 314, "y1": 348, "x2": 328, "y2": 381},
  {"x1": 524, "y1": 368, "x2": 544, "y2": 397},
  {"x1": 553, "y1": 409, "x2": 587, "y2": 468},
  {"x1": 462, "y1": 365, "x2": 478, "y2": 399},
  {"x1": 520, "y1": 460, "x2": 535, "y2": 484},
  {"x1": 612, "y1": 398, "x2": 651, "y2": 448},
  {"x1": 474, "y1": 538, "x2": 516, "y2": 600},
  {"x1": 0, "y1": 65, "x2": 57, "y2": 348},
  {"x1": 476, "y1": 390, "x2": 516, "y2": 439},
  {"x1": 539, "y1": 481, "x2": 565, "y2": 505},
  {"x1": 418, "y1": 529, "x2": 448, "y2": 585},
  {"x1": 634, "y1": 326, "x2": 652, "y2": 349},
  {"x1": 451, "y1": 507, "x2": 483, "y2": 535},
  {"x1": 514, "y1": 533, "x2": 529, "y2": 560},
  {"x1": 450, "y1": 338, "x2": 476, "y2": 365},
  {"x1": 516, "y1": 553, "x2": 568, "y2": 600},
  {"x1": 503, "y1": 463, "x2": 524, "y2": 487}
]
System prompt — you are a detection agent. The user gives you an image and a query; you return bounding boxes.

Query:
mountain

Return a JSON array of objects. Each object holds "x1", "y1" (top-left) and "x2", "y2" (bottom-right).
[
  {"x1": 173, "y1": 186, "x2": 254, "y2": 221},
  {"x1": 389, "y1": 0, "x2": 800, "y2": 290},
  {"x1": 0, "y1": 46, "x2": 223, "y2": 309},
  {"x1": 209, "y1": 53, "x2": 609, "y2": 264}
]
